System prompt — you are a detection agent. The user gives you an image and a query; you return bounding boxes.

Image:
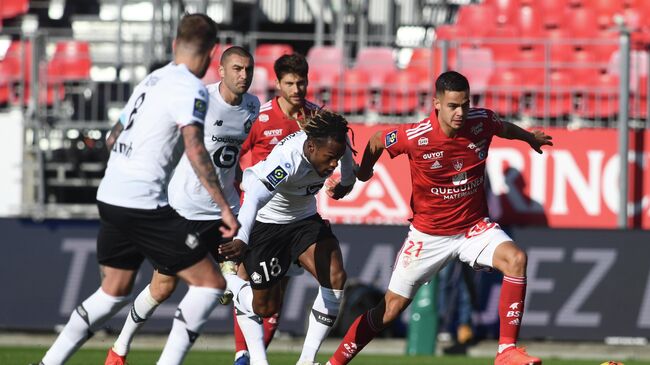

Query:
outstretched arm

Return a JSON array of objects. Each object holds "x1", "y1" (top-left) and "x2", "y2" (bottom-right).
[
  {"x1": 182, "y1": 123, "x2": 240, "y2": 237},
  {"x1": 497, "y1": 122, "x2": 553, "y2": 154},
  {"x1": 356, "y1": 131, "x2": 386, "y2": 181}
]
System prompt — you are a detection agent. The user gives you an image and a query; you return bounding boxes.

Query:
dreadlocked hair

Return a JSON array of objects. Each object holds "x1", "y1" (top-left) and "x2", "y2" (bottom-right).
[{"x1": 303, "y1": 109, "x2": 357, "y2": 155}]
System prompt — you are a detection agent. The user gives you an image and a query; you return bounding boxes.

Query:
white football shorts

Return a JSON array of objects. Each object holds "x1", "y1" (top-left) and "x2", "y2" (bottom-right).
[{"x1": 387, "y1": 218, "x2": 513, "y2": 299}]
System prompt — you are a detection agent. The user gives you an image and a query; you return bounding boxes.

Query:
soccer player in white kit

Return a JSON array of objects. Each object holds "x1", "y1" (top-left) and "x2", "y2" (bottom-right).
[
  {"x1": 326, "y1": 71, "x2": 552, "y2": 365},
  {"x1": 37, "y1": 14, "x2": 238, "y2": 365},
  {"x1": 219, "y1": 110, "x2": 357, "y2": 365},
  {"x1": 103, "y1": 46, "x2": 260, "y2": 365}
]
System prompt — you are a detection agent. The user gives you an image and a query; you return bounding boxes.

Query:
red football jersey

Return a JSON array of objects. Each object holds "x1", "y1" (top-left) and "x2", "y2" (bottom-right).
[
  {"x1": 241, "y1": 96, "x2": 320, "y2": 165},
  {"x1": 383, "y1": 107, "x2": 504, "y2": 236}
]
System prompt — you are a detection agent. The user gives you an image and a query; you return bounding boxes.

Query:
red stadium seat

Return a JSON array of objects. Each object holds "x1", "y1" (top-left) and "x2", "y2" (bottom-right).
[
  {"x1": 1, "y1": 40, "x2": 30, "y2": 82},
  {"x1": 510, "y1": 5, "x2": 546, "y2": 38},
  {"x1": 254, "y1": 43, "x2": 293, "y2": 85},
  {"x1": 515, "y1": 47, "x2": 545, "y2": 82},
  {"x1": 455, "y1": 4, "x2": 497, "y2": 36},
  {"x1": 379, "y1": 71, "x2": 420, "y2": 115},
  {"x1": 578, "y1": 73, "x2": 619, "y2": 119},
  {"x1": 525, "y1": 70, "x2": 574, "y2": 118},
  {"x1": 529, "y1": 0, "x2": 569, "y2": 28},
  {"x1": 47, "y1": 41, "x2": 92, "y2": 82},
  {"x1": 353, "y1": 47, "x2": 397, "y2": 90},
  {"x1": 329, "y1": 69, "x2": 370, "y2": 114},
  {"x1": 484, "y1": 69, "x2": 523, "y2": 116},
  {"x1": 545, "y1": 28, "x2": 577, "y2": 65},
  {"x1": 306, "y1": 46, "x2": 345, "y2": 89},
  {"x1": 563, "y1": 8, "x2": 599, "y2": 38},
  {"x1": 0, "y1": 0, "x2": 29, "y2": 20},
  {"x1": 482, "y1": 0, "x2": 522, "y2": 25},
  {"x1": 435, "y1": 24, "x2": 467, "y2": 41},
  {"x1": 249, "y1": 67, "x2": 268, "y2": 102},
  {"x1": 201, "y1": 43, "x2": 232, "y2": 85},
  {"x1": 455, "y1": 47, "x2": 495, "y2": 95},
  {"x1": 581, "y1": 0, "x2": 624, "y2": 29},
  {"x1": 306, "y1": 70, "x2": 322, "y2": 103},
  {"x1": 484, "y1": 25, "x2": 518, "y2": 62},
  {"x1": 406, "y1": 48, "x2": 434, "y2": 93}
]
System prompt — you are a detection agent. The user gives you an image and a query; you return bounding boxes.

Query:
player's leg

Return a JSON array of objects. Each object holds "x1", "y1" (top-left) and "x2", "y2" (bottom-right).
[
  {"x1": 457, "y1": 220, "x2": 540, "y2": 365},
  {"x1": 327, "y1": 225, "x2": 450, "y2": 365},
  {"x1": 157, "y1": 256, "x2": 226, "y2": 365},
  {"x1": 42, "y1": 204, "x2": 140, "y2": 365},
  {"x1": 231, "y1": 265, "x2": 252, "y2": 365},
  {"x1": 327, "y1": 290, "x2": 411, "y2": 365},
  {"x1": 155, "y1": 217, "x2": 229, "y2": 365},
  {"x1": 108, "y1": 271, "x2": 178, "y2": 362},
  {"x1": 263, "y1": 275, "x2": 291, "y2": 346},
  {"x1": 296, "y1": 236, "x2": 346, "y2": 365}
]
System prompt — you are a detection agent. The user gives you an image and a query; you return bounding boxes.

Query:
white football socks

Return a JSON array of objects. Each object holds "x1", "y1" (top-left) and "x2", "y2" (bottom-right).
[
  {"x1": 41, "y1": 288, "x2": 129, "y2": 365},
  {"x1": 112, "y1": 284, "x2": 160, "y2": 356},
  {"x1": 156, "y1": 286, "x2": 222, "y2": 365},
  {"x1": 298, "y1": 287, "x2": 343, "y2": 363}
]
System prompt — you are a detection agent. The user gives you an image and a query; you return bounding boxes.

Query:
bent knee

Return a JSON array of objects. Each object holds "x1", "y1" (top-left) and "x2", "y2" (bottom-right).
[
  {"x1": 504, "y1": 249, "x2": 527, "y2": 276},
  {"x1": 330, "y1": 270, "x2": 347, "y2": 290}
]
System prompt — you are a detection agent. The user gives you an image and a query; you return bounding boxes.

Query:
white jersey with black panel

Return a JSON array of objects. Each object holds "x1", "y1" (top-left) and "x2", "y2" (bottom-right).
[
  {"x1": 97, "y1": 63, "x2": 209, "y2": 209},
  {"x1": 168, "y1": 82, "x2": 260, "y2": 220}
]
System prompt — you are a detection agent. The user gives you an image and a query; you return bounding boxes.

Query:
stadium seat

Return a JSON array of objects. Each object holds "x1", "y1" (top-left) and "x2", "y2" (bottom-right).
[
  {"x1": 483, "y1": 25, "x2": 518, "y2": 63},
  {"x1": 353, "y1": 47, "x2": 397, "y2": 90},
  {"x1": 435, "y1": 24, "x2": 467, "y2": 41},
  {"x1": 528, "y1": 0, "x2": 568, "y2": 29},
  {"x1": 510, "y1": 5, "x2": 546, "y2": 38},
  {"x1": 607, "y1": 50, "x2": 649, "y2": 93},
  {"x1": 406, "y1": 48, "x2": 434, "y2": 93},
  {"x1": 378, "y1": 71, "x2": 419, "y2": 115},
  {"x1": 455, "y1": 47, "x2": 495, "y2": 95},
  {"x1": 525, "y1": 70, "x2": 574, "y2": 118},
  {"x1": 581, "y1": 0, "x2": 624, "y2": 29},
  {"x1": 515, "y1": 47, "x2": 545, "y2": 83},
  {"x1": 455, "y1": 4, "x2": 497, "y2": 36},
  {"x1": 482, "y1": 0, "x2": 521, "y2": 25},
  {"x1": 47, "y1": 41, "x2": 92, "y2": 82},
  {"x1": 584, "y1": 29, "x2": 618, "y2": 63},
  {"x1": 328, "y1": 69, "x2": 370, "y2": 114},
  {"x1": 0, "y1": 0, "x2": 29, "y2": 20},
  {"x1": 545, "y1": 28, "x2": 577, "y2": 65},
  {"x1": 306, "y1": 46, "x2": 345, "y2": 89},
  {"x1": 563, "y1": 8, "x2": 599, "y2": 38},
  {"x1": 484, "y1": 69, "x2": 523, "y2": 116},
  {"x1": 201, "y1": 43, "x2": 232, "y2": 85},
  {"x1": 578, "y1": 72, "x2": 619, "y2": 119},
  {"x1": 1, "y1": 40, "x2": 30, "y2": 82},
  {"x1": 254, "y1": 43, "x2": 293, "y2": 86},
  {"x1": 306, "y1": 70, "x2": 322, "y2": 104},
  {"x1": 565, "y1": 49, "x2": 602, "y2": 81},
  {"x1": 249, "y1": 67, "x2": 268, "y2": 103}
]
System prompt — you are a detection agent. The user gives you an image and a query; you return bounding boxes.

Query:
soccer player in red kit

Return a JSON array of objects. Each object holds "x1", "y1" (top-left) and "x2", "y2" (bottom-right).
[
  {"x1": 225, "y1": 53, "x2": 323, "y2": 365},
  {"x1": 326, "y1": 71, "x2": 552, "y2": 365}
]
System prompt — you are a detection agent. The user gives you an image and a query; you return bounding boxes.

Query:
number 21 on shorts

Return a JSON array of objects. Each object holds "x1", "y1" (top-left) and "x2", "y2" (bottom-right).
[{"x1": 403, "y1": 240, "x2": 423, "y2": 257}]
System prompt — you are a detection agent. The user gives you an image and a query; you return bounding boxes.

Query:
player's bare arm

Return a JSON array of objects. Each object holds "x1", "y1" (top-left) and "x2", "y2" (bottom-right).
[
  {"x1": 498, "y1": 121, "x2": 553, "y2": 154},
  {"x1": 105, "y1": 122, "x2": 124, "y2": 151},
  {"x1": 356, "y1": 130, "x2": 385, "y2": 181},
  {"x1": 218, "y1": 238, "x2": 247, "y2": 260},
  {"x1": 182, "y1": 123, "x2": 240, "y2": 237},
  {"x1": 325, "y1": 177, "x2": 354, "y2": 200}
]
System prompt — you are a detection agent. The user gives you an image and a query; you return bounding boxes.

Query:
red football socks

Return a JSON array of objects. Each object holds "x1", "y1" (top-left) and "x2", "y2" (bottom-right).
[{"x1": 498, "y1": 275, "x2": 527, "y2": 346}]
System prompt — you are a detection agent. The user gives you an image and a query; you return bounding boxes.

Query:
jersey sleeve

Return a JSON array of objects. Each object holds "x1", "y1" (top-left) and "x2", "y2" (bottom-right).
[
  {"x1": 170, "y1": 81, "x2": 209, "y2": 127},
  {"x1": 339, "y1": 135, "x2": 356, "y2": 186},
  {"x1": 486, "y1": 109, "x2": 505, "y2": 136},
  {"x1": 382, "y1": 124, "x2": 409, "y2": 158}
]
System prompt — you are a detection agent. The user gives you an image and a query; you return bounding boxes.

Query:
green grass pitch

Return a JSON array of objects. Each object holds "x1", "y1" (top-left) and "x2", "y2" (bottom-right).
[{"x1": 1, "y1": 347, "x2": 646, "y2": 365}]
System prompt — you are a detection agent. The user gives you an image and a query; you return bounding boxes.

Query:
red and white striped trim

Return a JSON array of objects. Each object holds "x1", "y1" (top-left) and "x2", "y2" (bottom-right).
[
  {"x1": 406, "y1": 120, "x2": 432, "y2": 140},
  {"x1": 503, "y1": 275, "x2": 526, "y2": 285}
]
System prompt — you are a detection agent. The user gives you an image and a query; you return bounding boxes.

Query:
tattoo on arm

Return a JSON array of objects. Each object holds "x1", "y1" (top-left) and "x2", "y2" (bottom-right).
[
  {"x1": 106, "y1": 123, "x2": 124, "y2": 151},
  {"x1": 183, "y1": 125, "x2": 229, "y2": 207}
]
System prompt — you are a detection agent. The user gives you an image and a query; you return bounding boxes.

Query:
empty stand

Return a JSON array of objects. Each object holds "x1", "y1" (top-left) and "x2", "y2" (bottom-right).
[
  {"x1": 328, "y1": 69, "x2": 370, "y2": 114},
  {"x1": 379, "y1": 71, "x2": 420, "y2": 115},
  {"x1": 484, "y1": 69, "x2": 523, "y2": 116},
  {"x1": 47, "y1": 41, "x2": 92, "y2": 82},
  {"x1": 254, "y1": 43, "x2": 293, "y2": 86},
  {"x1": 306, "y1": 46, "x2": 345, "y2": 89},
  {"x1": 353, "y1": 47, "x2": 397, "y2": 90},
  {"x1": 578, "y1": 72, "x2": 619, "y2": 119}
]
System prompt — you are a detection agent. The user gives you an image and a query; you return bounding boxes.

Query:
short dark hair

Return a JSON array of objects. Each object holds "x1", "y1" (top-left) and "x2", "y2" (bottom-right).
[
  {"x1": 220, "y1": 46, "x2": 253, "y2": 65},
  {"x1": 435, "y1": 71, "x2": 470, "y2": 96},
  {"x1": 176, "y1": 13, "x2": 218, "y2": 54},
  {"x1": 273, "y1": 53, "x2": 309, "y2": 80},
  {"x1": 303, "y1": 109, "x2": 356, "y2": 154}
]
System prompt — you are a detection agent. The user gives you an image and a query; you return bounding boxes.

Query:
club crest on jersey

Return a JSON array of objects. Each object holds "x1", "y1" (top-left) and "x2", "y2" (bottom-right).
[
  {"x1": 259, "y1": 114, "x2": 269, "y2": 122},
  {"x1": 193, "y1": 98, "x2": 207, "y2": 119},
  {"x1": 385, "y1": 130, "x2": 398, "y2": 147},
  {"x1": 453, "y1": 159, "x2": 464, "y2": 171},
  {"x1": 251, "y1": 272, "x2": 262, "y2": 284},
  {"x1": 418, "y1": 137, "x2": 428, "y2": 146},
  {"x1": 266, "y1": 166, "x2": 288, "y2": 187}
]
